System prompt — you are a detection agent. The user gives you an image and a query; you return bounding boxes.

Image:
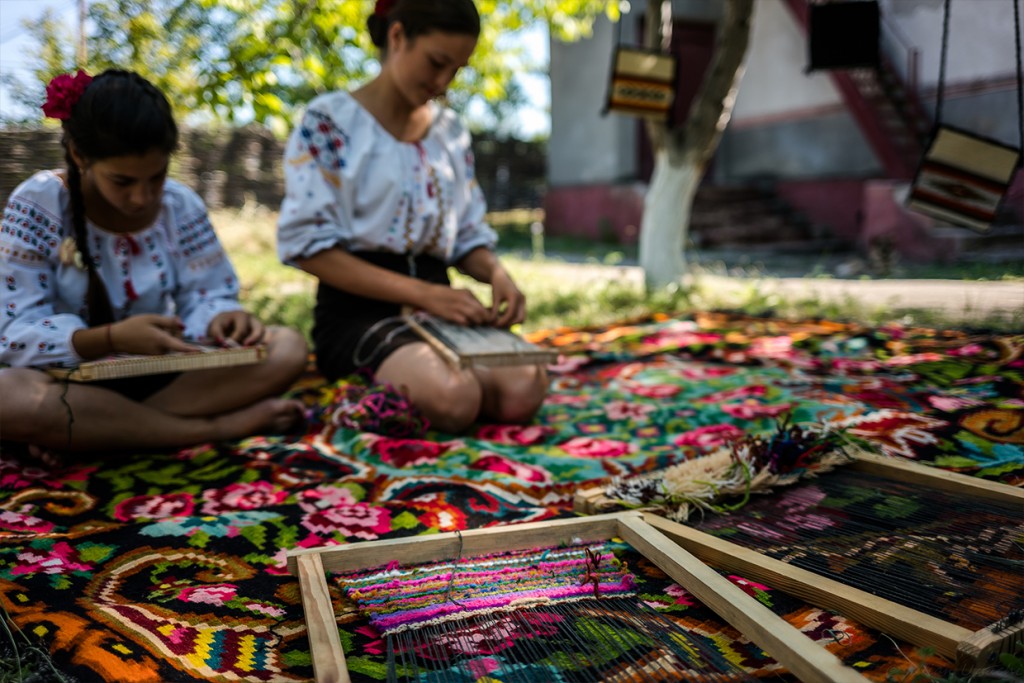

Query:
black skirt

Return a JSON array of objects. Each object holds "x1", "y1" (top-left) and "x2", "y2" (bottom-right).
[{"x1": 313, "y1": 251, "x2": 451, "y2": 380}]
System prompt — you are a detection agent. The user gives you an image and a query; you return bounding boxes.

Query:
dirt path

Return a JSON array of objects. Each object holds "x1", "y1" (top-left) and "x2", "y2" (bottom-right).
[
  {"x1": 694, "y1": 273, "x2": 1024, "y2": 327},
  {"x1": 528, "y1": 260, "x2": 1024, "y2": 328}
]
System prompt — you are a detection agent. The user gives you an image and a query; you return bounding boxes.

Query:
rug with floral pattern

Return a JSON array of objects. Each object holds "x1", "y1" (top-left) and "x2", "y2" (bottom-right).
[{"x1": 0, "y1": 312, "x2": 1021, "y2": 682}]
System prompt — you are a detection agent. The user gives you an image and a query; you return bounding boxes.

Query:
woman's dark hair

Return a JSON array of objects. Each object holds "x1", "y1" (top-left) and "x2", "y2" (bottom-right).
[
  {"x1": 368, "y1": 0, "x2": 480, "y2": 55},
  {"x1": 61, "y1": 69, "x2": 178, "y2": 325}
]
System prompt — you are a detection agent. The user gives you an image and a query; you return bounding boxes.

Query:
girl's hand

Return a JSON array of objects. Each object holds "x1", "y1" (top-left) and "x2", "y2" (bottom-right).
[
  {"x1": 207, "y1": 311, "x2": 265, "y2": 347},
  {"x1": 420, "y1": 284, "x2": 494, "y2": 326},
  {"x1": 110, "y1": 314, "x2": 197, "y2": 355},
  {"x1": 490, "y1": 268, "x2": 526, "y2": 328}
]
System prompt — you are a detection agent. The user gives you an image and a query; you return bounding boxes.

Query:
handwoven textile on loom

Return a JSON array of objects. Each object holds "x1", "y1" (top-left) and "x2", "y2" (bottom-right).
[
  {"x1": 334, "y1": 542, "x2": 757, "y2": 682},
  {"x1": 0, "y1": 312, "x2": 1020, "y2": 682},
  {"x1": 689, "y1": 468, "x2": 1024, "y2": 631}
]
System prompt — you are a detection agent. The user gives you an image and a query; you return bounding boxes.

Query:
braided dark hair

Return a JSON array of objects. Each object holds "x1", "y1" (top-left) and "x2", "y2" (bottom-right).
[
  {"x1": 368, "y1": 0, "x2": 480, "y2": 57},
  {"x1": 60, "y1": 69, "x2": 178, "y2": 325}
]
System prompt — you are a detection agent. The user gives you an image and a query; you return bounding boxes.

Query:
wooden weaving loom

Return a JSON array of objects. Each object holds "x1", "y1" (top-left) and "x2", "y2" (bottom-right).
[
  {"x1": 576, "y1": 452, "x2": 1024, "y2": 672},
  {"x1": 403, "y1": 311, "x2": 558, "y2": 369},
  {"x1": 287, "y1": 512, "x2": 870, "y2": 683},
  {"x1": 45, "y1": 345, "x2": 267, "y2": 382}
]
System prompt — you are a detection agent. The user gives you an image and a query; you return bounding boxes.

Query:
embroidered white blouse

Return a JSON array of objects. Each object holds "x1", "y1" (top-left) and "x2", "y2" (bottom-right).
[
  {"x1": 277, "y1": 91, "x2": 497, "y2": 269},
  {"x1": 0, "y1": 171, "x2": 243, "y2": 368}
]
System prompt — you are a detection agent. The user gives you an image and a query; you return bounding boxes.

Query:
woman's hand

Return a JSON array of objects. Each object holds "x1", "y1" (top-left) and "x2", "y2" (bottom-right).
[
  {"x1": 452, "y1": 249, "x2": 525, "y2": 327},
  {"x1": 489, "y1": 268, "x2": 526, "y2": 328},
  {"x1": 207, "y1": 311, "x2": 265, "y2": 347},
  {"x1": 419, "y1": 284, "x2": 494, "y2": 326},
  {"x1": 110, "y1": 314, "x2": 197, "y2": 355}
]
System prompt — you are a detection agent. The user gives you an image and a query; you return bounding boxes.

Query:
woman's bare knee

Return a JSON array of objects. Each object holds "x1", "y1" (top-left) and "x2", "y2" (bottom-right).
[
  {"x1": 483, "y1": 365, "x2": 549, "y2": 424},
  {"x1": 0, "y1": 368, "x2": 58, "y2": 442},
  {"x1": 413, "y1": 376, "x2": 481, "y2": 433},
  {"x1": 377, "y1": 344, "x2": 484, "y2": 433},
  {"x1": 264, "y1": 326, "x2": 309, "y2": 390}
]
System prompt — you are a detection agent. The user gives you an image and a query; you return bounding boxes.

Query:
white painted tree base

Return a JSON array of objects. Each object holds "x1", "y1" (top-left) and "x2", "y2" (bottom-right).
[
  {"x1": 637, "y1": 0, "x2": 754, "y2": 290},
  {"x1": 639, "y1": 151, "x2": 700, "y2": 289}
]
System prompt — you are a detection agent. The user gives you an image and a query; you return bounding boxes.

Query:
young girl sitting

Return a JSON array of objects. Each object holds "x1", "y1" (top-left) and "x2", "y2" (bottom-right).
[
  {"x1": 0, "y1": 69, "x2": 309, "y2": 455},
  {"x1": 277, "y1": 0, "x2": 548, "y2": 434}
]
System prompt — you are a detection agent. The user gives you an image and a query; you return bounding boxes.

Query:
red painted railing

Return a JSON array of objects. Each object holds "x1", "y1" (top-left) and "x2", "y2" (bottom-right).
[{"x1": 780, "y1": 0, "x2": 925, "y2": 179}]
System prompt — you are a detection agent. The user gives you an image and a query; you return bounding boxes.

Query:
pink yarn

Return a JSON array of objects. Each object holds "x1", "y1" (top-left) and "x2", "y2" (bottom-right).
[{"x1": 338, "y1": 545, "x2": 637, "y2": 635}]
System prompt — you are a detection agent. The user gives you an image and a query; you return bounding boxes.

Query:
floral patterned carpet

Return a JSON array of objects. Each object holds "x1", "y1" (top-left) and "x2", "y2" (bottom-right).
[{"x1": 0, "y1": 311, "x2": 1021, "y2": 682}]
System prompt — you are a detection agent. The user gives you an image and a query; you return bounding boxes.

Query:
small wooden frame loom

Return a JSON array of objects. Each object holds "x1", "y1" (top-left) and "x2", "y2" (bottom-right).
[
  {"x1": 575, "y1": 452, "x2": 1024, "y2": 671},
  {"x1": 45, "y1": 345, "x2": 267, "y2": 382},
  {"x1": 403, "y1": 311, "x2": 559, "y2": 369},
  {"x1": 287, "y1": 511, "x2": 869, "y2": 683}
]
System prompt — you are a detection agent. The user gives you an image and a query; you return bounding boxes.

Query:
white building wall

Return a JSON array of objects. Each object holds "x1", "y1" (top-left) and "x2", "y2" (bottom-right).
[
  {"x1": 880, "y1": 0, "x2": 1022, "y2": 144},
  {"x1": 731, "y1": 0, "x2": 842, "y2": 121},
  {"x1": 548, "y1": 15, "x2": 638, "y2": 186},
  {"x1": 882, "y1": 0, "x2": 1020, "y2": 88},
  {"x1": 548, "y1": 0, "x2": 727, "y2": 187}
]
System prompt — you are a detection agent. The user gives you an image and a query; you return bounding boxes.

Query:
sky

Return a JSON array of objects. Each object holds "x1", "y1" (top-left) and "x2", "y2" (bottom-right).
[
  {"x1": 0, "y1": 0, "x2": 78, "y2": 119},
  {"x1": 0, "y1": 0, "x2": 551, "y2": 137}
]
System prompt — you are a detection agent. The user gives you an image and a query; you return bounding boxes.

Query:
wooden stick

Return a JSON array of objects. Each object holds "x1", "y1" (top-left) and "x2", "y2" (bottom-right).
[
  {"x1": 850, "y1": 451, "x2": 1024, "y2": 505},
  {"x1": 46, "y1": 344, "x2": 266, "y2": 382},
  {"x1": 573, "y1": 484, "x2": 611, "y2": 514},
  {"x1": 287, "y1": 512, "x2": 631, "y2": 575},
  {"x1": 579, "y1": 451, "x2": 1024, "y2": 514},
  {"x1": 958, "y1": 621, "x2": 1024, "y2": 672},
  {"x1": 615, "y1": 515, "x2": 869, "y2": 683},
  {"x1": 402, "y1": 310, "x2": 558, "y2": 368},
  {"x1": 403, "y1": 314, "x2": 465, "y2": 369},
  {"x1": 573, "y1": 484, "x2": 634, "y2": 514},
  {"x1": 295, "y1": 553, "x2": 349, "y2": 683},
  {"x1": 642, "y1": 513, "x2": 972, "y2": 661}
]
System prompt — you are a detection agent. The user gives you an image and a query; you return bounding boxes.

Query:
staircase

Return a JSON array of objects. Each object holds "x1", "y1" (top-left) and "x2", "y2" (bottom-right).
[
  {"x1": 689, "y1": 185, "x2": 847, "y2": 252},
  {"x1": 846, "y1": 55, "x2": 933, "y2": 170},
  {"x1": 781, "y1": 0, "x2": 933, "y2": 179}
]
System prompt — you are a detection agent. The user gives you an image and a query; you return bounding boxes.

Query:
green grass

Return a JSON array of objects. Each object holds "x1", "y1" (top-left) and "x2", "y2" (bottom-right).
[
  {"x1": 892, "y1": 261, "x2": 1024, "y2": 281},
  {"x1": 209, "y1": 206, "x2": 1023, "y2": 339},
  {"x1": 0, "y1": 603, "x2": 72, "y2": 683},
  {"x1": 485, "y1": 209, "x2": 638, "y2": 265}
]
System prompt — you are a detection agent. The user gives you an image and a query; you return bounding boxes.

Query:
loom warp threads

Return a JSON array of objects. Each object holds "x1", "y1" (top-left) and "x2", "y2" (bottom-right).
[
  {"x1": 335, "y1": 542, "x2": 757, "y2": 682},
  {"x1": 692, "y1": 469, "x2": 1024, "y2": 632}
]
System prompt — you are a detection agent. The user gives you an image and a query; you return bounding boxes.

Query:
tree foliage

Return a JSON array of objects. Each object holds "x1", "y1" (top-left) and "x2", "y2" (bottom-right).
[{"x1": 10, "y1": 0, "x2": 617, "y2": 134}]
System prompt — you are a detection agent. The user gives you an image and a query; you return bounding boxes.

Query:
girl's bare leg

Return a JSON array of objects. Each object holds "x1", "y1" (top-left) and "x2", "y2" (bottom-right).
[
  {"x1": 0, "y1": 368, "x2": 304, "y2": 454},
  {"x1": 376, "y1": 344, "x2": 550, "y2": 432},
  {"x1": 472, "y1": 364, "x2": 549, "y2": 425},
  {"x1": 375, "y1": 342, "x2": 482, "y2": 433},
  {"x1": 143, "y1": 325, "x2": 308, "y2": 416}
]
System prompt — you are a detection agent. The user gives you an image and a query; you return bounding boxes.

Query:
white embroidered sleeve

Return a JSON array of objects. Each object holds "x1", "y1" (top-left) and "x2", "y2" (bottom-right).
[
  {"x1": 277, "y1": 103, "x2": 357, "y2": 265},
  {"x1": 0, "y1": 175, "x2": 88, "y2": 367}
]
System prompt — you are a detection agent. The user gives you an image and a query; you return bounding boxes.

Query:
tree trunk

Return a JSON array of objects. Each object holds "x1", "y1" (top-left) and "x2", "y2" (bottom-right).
[
  {"x1": 638, "y1": 0, "x2": 755, "y2": 290},
  {"x1": 639, "y1": 148, "x2": 701, "y2": 285}
]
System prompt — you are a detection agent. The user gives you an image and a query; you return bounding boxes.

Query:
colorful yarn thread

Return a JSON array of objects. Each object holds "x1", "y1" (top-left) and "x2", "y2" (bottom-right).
[
  {"x1": 334, "y1": 542, "x2": 759, "y2": 683},
  {"x1": 327, "y1": 378, "x2": 430, "y2": 437},
  {"x1": 341, "y1": 545, "x2": 634, "y2": 634}
]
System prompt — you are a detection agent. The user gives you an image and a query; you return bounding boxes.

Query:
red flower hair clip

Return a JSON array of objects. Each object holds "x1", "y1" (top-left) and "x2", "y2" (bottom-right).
[
  {"x1": 374, "y1": 0, "x2": 396, "y2": 17},
  {"x1": 42, "y1": 70, "x2": 93, "y2": 121}
]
